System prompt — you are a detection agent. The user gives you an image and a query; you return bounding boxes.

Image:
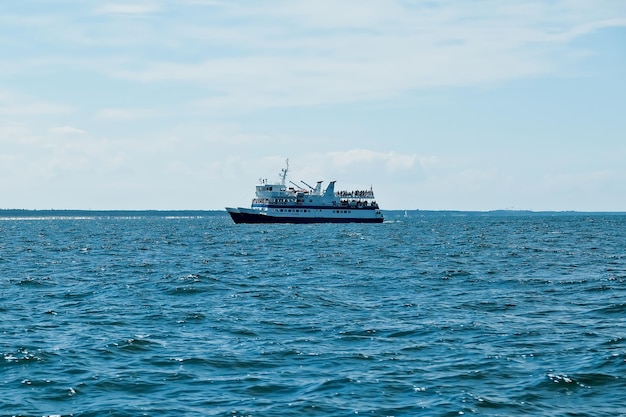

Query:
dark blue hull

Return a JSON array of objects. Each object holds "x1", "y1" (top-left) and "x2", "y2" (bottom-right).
[{"x1": 228, "y1": 211, "x2": 383, "y2": 224}]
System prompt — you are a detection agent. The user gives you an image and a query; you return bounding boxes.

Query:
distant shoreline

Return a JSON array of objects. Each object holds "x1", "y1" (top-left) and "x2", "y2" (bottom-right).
[
  {"x1": 1, "y1": 209, "x2": 625, "y2": 218},
  {"x1": 0, "y1": 209, "x2": 225, "y2": 218}
]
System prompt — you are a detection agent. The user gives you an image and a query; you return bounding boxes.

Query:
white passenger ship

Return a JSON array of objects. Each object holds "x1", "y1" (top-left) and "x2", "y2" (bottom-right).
[{"x1": 226, "y1": 161, "x2": 383, "y2": 224}]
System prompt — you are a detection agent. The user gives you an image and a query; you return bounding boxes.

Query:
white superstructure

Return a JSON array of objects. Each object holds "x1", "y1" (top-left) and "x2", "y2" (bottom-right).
[{"x1": 226, "y1": 160, "x2": 383, "y2": 224}]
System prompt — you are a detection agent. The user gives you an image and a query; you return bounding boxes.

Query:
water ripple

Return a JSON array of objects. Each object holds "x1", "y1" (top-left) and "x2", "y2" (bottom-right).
[{"x1": 2, "y1": 214, "x2": 626, "y2": 415}]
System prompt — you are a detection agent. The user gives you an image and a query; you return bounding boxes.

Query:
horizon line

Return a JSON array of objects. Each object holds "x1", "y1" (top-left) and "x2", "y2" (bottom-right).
[{"x1": 1, "y1": 208, "x2": 625, "y2": 216}]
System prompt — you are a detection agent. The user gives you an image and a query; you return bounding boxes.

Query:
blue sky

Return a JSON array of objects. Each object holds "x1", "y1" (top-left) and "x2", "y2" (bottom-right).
[{"x1": 1, "y1": 1, "x2": 625, "y2": 211}]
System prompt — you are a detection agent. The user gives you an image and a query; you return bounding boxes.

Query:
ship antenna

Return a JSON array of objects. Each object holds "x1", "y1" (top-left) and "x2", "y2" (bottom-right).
[{"x1": 280, "y1": 158, "x2": 289, "y2": 186}]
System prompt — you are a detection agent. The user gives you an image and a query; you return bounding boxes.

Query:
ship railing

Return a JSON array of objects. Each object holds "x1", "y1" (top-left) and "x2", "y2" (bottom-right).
[
  {"x1": 254, "y1": 198, "x2": 301, "y2": 205},
  {"x1": 335, "y1": 190, "x2": 375, "y2": 199},
  {"x1": 339, "y1": 199, "x2": 379, "y2": 209}
]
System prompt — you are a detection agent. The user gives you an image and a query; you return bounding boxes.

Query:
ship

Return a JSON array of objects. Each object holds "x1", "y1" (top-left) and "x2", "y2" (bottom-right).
[{"x1": 226, "y1": 160, "x2": 384, "y2": 224}]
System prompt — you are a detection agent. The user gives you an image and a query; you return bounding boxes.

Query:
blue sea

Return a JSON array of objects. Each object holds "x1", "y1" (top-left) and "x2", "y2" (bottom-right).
[{"x1": 1, "y1": 211, "x2": 625, "y2": 416}]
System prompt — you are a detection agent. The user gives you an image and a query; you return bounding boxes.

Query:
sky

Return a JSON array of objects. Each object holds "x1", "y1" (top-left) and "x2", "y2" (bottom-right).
[{"x1": 1, "y1": 1, "x2": 625, "y2": 211}]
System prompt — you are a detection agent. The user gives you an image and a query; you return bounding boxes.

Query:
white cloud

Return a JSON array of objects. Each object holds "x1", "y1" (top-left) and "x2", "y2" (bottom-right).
[
  {"x1": 5, "y1": 1, "x2": 626, "y2": 116},
  {"x1": 0, "y1": 97, "x2": 72, "y2": 116},
  {"x1": 49, "y1": 126, "x2": 86, "y2": 135},
  {"x1": 97, "y1": 1, "x2": 626, "y2": 113},
  {"x1": 1, "y1": 1, "x2": 624, "y2": 210},
  {"x1": 546, "y1": 18, "x2": 626, "y2": 42},
  {"x1": 0, "y1": 122, "x2": 42, "y2": 145}
]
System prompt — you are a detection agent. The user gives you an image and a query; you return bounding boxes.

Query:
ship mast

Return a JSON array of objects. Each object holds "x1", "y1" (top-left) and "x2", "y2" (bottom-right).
[{"x1": 280, "y1": 159, "x2": 289, "y2": 186}]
